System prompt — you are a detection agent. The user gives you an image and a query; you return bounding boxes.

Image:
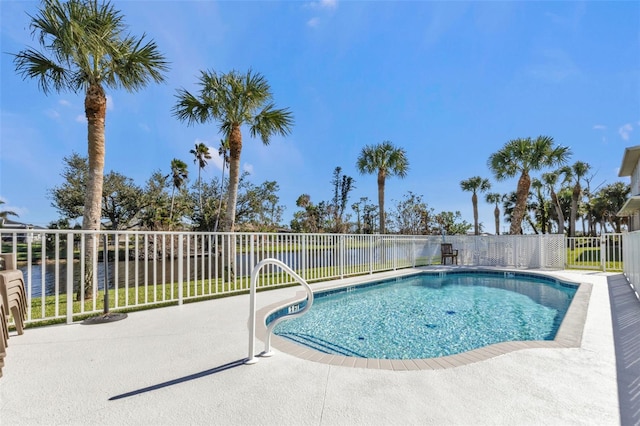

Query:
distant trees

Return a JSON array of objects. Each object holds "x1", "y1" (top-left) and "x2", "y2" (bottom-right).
[
  {"x1": 330, "y1": 167, "x2": 356, "y2": 233},
  {"x1": 389, "y1": 192, "x2": 432, "y2": 235},
  {"x1": 567, "y1": 161, "x2": 591, "y2": 237},
  {"x1": 169, "y1": 159, "x2": 189, "y2": 223},
  {"x1": 49, "y1": 153, "x2": 144, "y2": 230},
  {"x1": 290, "y1": 166, "x2": 356, "y2": 233},
  {"x1": 190, "y1": 143, "x2": 212, "y2": 213}
]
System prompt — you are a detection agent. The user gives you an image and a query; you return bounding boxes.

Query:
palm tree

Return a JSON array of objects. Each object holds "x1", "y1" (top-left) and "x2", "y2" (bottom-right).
[
  {"x1": 485, "y1": 193, "x2": 502, "y2": 235},
  {"x1": 541, "y1": 170, "x2": 567, "y2": 234},
  {"x1": 214, "y1": 138, "x2": 229, "y2": 232},
  {"x1": 567, "y1": 161, "x2": 591, "y2": 237},
  {"x1": 14, "y1": 0, "x2": 167, "y2": 299},
  {"x1": 13, "y1": 0, "x2": 168, "y2": 233},
  {"x1": 174, "y1": 69, "x2": 293, "y2": 232},
  {"x1": 460, "y1": 176, "x2": 491, "y2": 235},
  {"x1": 169, "y1": 159, "x2": 188, "y2": 223},
  {"x1": 356, "y1": 141, "x2": 409, "y2": 234},
  {"x1": 488, "y1": 136, "x2": 571, "y2": 234},
  {"x1": 190, "y1": 142, "x2": 212, "y2": 213}
]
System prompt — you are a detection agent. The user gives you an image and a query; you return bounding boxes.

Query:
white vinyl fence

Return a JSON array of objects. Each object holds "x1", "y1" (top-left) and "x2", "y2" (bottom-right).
[{"x1": 622, "y1": 230, "x2": 640, "y2": 301}]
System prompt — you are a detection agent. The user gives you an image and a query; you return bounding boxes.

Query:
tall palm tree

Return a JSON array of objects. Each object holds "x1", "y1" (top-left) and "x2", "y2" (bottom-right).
[
  {"x1": 14, "y1": 0, "x2": 168, "y2": 233},
  {"x1": 169, "y1": 159, "x2": 188, "y2": 223},
  {"x1": 174, "y1": 69, "x2": 293, "y2": 232},
  {"x1": 460, "y1": 176, "x2": 491, "y2": 235},
  {"x1": 567, "y1": 161, "x2": 591, "y2": 237},
  {"x1": 214, "y1": 138, "x2": 229, "y2": 232},
  {"x1": 190, "y1": 142, "x2": 212, "y2": 213},
  {"x1": 14, "y1": 0, "x2": 167, "y2": 299},
  {"x1": 356, "y1": 141, "x2": 409, "y2": 234},
  {"x1": 488, "y1": 136, "x2": 571, "y2": 234},
  {"x1": 485, "y1": 193, "x2": 502, "y2": 235}
]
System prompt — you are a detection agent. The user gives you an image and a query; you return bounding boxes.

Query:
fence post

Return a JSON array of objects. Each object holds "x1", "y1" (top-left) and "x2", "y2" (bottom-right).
[
  {"x1": 369, "y1": 235, "x2": 374, "y2": 274},
  {"x1": 600, "y1": 234, "x2": 606, "y2": 272},
  {"x1": 412, "y1": 236, "x2": 416, "y2": 268},
  {"x1": 301, "y1": 235, "x2": 307, "y2": 280},
  {"x1": 340, "y1": 235, "x2": 345, "y2": 279},
  {"x1": 539, "y1": 233, "x2": 544, "y2": 269},
  {"x1": 66, "y1": 233, "x2": 74, "y2": 324},
  {"x1": 178, "y1": 234, "x2": 184, "y2": 305}
]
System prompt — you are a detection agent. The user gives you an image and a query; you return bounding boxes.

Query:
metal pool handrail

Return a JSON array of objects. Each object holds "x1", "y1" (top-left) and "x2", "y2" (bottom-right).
[{"x1": 246, "y1": 258, "x2": 314, "y2": 364}]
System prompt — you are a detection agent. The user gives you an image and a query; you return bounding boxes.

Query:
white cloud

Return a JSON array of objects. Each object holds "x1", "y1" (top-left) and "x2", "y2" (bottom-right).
[
  {"x1": 210, "y1": 152, "x2": 224, "y2": 171},
  {"x1": 319, "y1": 0, "x2": 337, "y2": 9},
  {"x1": 45, "y1": 109, "x2": 60, "y2": 119},
  {"x1": 59, "y1": 99, "x2": 71, "y2": 107},
  {"x1": 307, "y1": 17, "x2": 320, "y2": 28},
  {"x1": 592, "y1": 124, "x2": 606, "y2": 130},
  {"x1": 243, "y1": 163, "x2": 254, "y2": 174},
  {"x1": 139, "y1": 123, "x2": 151, "y2": 133},
  {"x1": 619, "y1": 123, "x2": 633, "y2": 141},
  {"x1": 75, "y1": 114, "x2": 87, "y2": 123}
]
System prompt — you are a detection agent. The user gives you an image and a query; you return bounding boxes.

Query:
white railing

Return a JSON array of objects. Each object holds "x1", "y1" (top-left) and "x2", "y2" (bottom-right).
[
  {"x1": 247, "y1": 258, "x2": 314, "y2": 364},
  {"x1": 566, "y1": 234, "x2": 624, "y2": 272},
  {"x1": 0, "y1": 230, "x2": 575, "y2": 326},
  {"x1": 622, "y1": 231, "x2": 640, "y2": 301}
]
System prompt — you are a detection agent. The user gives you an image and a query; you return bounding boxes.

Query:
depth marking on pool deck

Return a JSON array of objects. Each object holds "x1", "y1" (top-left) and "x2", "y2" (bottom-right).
[{"x1": 254, "y1": 268, "x2": 592, "y2": 370}]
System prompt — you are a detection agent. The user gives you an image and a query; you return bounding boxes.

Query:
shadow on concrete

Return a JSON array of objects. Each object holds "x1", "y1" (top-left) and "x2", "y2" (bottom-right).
[
  {"x1": 109, "y1": 358, "x2": 246, "y2": 401},
  {"x1": 608, "y1": 274, "x2": 640, "y2": 426}
]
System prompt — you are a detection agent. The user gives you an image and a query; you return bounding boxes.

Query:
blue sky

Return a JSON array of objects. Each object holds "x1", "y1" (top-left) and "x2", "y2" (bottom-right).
[{"x1": 1, "y1": 0, "x2": 639, "y2": 232}]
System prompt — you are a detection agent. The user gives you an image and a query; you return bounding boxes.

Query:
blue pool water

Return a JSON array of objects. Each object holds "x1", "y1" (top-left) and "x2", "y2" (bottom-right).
[{"x1": 270, "y1": 271, "x2": 578, "y2": 359}]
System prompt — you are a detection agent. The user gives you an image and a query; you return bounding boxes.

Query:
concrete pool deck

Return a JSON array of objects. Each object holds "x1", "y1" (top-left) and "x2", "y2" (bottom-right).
[{"x1": 1, "y1": 268, "x2": 637, "y2": 425}]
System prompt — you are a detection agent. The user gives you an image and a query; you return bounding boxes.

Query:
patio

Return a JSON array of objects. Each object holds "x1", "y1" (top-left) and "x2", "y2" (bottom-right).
[{"x1": 1, "y1": 268, "x2": 637, "y2": 425}]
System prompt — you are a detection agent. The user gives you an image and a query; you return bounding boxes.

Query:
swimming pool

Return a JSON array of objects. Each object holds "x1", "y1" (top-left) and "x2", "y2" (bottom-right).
[{"x1": 266, "y1": 270, "x2": 583, "y2": 361}]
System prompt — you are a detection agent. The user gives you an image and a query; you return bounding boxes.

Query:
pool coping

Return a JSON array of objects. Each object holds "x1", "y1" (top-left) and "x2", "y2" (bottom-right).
[{"x1": 253, "y1": 267, "x2": 593, "y2": 370}]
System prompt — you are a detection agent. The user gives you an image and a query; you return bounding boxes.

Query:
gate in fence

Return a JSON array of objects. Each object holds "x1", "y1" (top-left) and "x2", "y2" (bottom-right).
[{"x1": 565, "y1": 233, "x2": 624, "y2": 272}]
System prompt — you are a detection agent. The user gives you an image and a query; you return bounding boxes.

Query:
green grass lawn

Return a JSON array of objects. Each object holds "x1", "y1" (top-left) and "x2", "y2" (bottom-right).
[{"x1": 566, "y1": 246, "x2": 623, "y2": 270}]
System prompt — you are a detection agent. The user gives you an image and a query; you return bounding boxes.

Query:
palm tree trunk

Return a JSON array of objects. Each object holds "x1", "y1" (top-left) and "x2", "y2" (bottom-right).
[
  {"x1": 224, "y1": 124, "x2": 242, "y2": 232},
  {"x1": 550, "y1": 190, "x2": 565, "y2": 234},
  {"x1": 494, "y1": 205, "x2": 500, "y2": 235},
  {"x1": 79, "y1": 83, "x2": 107, "y2": 301},
  {"x1": 570, "y1": 184, "x2": 579, "y2": 237},
  {"x1": 82, "y1": 83, "x2": 106, "y2": 231},
  {"x1": 510, "y1": 173, "x2": 530, "y2": 235},
  {"x1": 223, "y1": 124, "x2": 242, "y2": 283},
  {"x1": 170, "y1": 186, "x2": 176, "y2": 222},
  {"x1": 377, "y1": 170, "x2": 386, "y2": 234},
  {"x1": 472, "y1": 193, "x2": 479, "y2": 235},
  {"x1": 214, "y1": 164, "x2": 225, "y2": 232},
  {"x1": 198, "y1": 167, "x2": 202, "y2": 213}
]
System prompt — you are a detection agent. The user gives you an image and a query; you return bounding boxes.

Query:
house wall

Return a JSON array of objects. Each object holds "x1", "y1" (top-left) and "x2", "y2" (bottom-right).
[{"x1": 630, "y1": 159, "x2": 640, "y2": 231}]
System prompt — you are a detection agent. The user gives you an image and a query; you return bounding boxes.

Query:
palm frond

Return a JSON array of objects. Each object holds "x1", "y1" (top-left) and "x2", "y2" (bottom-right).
[{"x1": 250, "y1": 103, "x2": 294, "y2": 145}]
